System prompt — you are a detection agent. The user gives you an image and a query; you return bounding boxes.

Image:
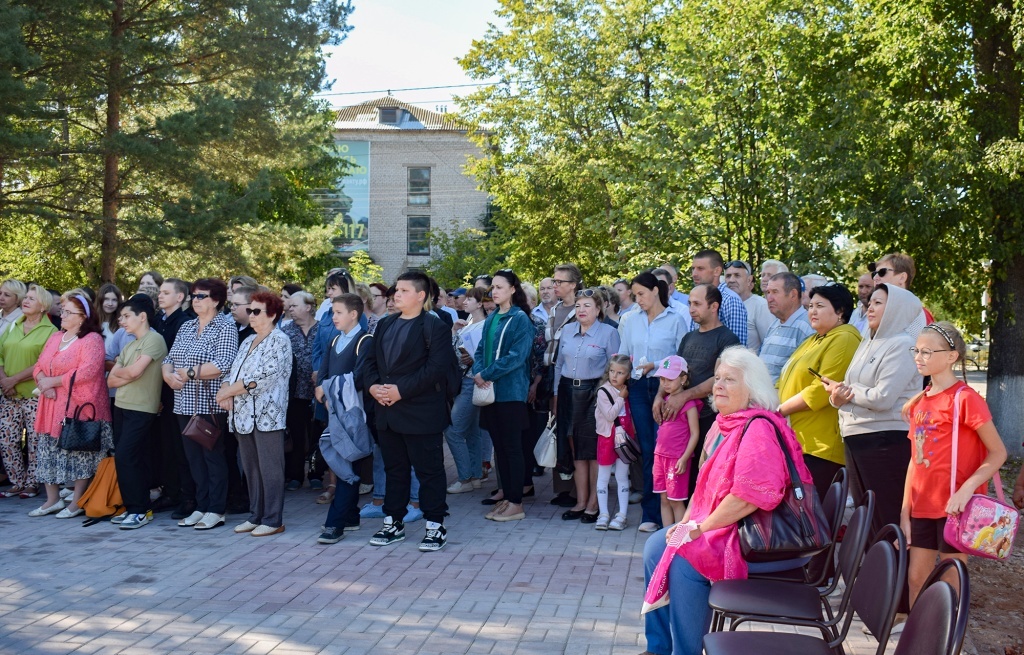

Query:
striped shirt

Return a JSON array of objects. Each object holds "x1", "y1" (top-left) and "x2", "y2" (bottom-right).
[{"x1": 758, "y1": 307, "x2": 814, "y2": 382}]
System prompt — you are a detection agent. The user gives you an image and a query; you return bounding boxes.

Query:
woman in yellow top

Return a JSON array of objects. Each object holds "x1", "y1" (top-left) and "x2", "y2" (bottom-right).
[
  {"x1": 777, "y1": 283, "x2": 861, "y2": 500},
  {"x1": 0, "y1": 284, "x2": 57, "y2": 498}
]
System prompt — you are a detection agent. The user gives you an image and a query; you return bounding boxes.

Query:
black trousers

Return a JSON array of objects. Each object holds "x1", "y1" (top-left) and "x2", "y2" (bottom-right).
[
  {"x1": 155, "y1": 393, "x2": 194, "y2": 502},
  {"x1": 308, "y1": 419, "x2": 328, "y2": 482},
  {"x1": 224, "y1": 430, "x2": 246, "y2": 503},
  {"x1": 113, "y1": 407, "x2": 157, "y2": 514},
  {"x1": 177, "y1": 414, "x2": 228, "y2": 514},
  {"x1": 845, "y1": 430, "x2": 910, "y2": 536},
  {"x1": 285, "y1": 398, "x2": 313, "y2": 483},
  {"x1": 802, "y1": 453, "x2": 844, "y2": 505},
  {"x1": 378, "y1": 428, "x2": 447, "y2": 524},
  {"x1": 482, "y1": 402, "x2": 527, "y2": 504},
  {"x1": 522, "y1": 408, "x2": 545, "y2": 486}
]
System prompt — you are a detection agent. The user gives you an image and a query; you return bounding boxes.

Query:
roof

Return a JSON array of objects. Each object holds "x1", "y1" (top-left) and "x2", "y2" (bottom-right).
[{"x1": 334, "y1": 97, "x2": 471, "y2": 132}]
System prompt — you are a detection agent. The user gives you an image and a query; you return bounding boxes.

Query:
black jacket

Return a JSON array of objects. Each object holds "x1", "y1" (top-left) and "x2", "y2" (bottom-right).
[{"x1": 360, "y1": 311, "x2": 455, "y2": 435}]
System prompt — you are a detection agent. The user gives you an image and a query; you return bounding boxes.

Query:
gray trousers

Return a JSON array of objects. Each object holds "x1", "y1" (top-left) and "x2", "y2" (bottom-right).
[{"x1": 236, "y1": 429, "x2": 286, "y2": 528}]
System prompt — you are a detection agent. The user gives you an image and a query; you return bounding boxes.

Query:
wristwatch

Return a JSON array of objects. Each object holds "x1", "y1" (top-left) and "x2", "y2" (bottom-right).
[{"x1": 187, "y1": 367, "x2": 196, "y2": 380}]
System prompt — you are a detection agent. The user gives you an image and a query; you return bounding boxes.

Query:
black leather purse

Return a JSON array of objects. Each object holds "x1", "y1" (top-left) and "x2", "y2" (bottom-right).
[
  {"x1": 56, "y1": 372, "x2": 103, "y2": 452},
  {"x1": 737, "y1": 416, "x2": 832, "y2": 563}
]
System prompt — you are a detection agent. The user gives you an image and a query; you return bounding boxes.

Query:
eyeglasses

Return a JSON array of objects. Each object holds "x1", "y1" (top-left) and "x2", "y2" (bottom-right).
[
  {"x1": 245, "y1": 308, "x2": 265, "y2": 316},
  {"x1": 192, "y1": 293, "x2": 210, "y2": 300},
  {"x1": 909, "y1": 347, "x2": 951, "y2": 359},
  {"x1": 59, "y1": 310, "x2": 83, "y2": 317},
  {"x1": 725, "y1": 260, "x2": 751, "y2": 275},
  {"x1": 871, "y1": 267, "x2": 892, "y2": 278},
  {"x1": 552, "y1": 279, "x2": 573, "y2": 286},
  {"x1": 575, "y1": 289, "x2": 598, "y2": 298}
]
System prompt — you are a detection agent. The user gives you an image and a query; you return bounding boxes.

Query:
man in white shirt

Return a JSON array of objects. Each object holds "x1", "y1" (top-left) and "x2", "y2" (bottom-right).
[
  {"x1": 849, "y1": 272, "x2": 873, "y2": 334},
  {"x1": 759, "y1": 259, "x2": 789, "y2": 294},
  {"x1": 659, "y1": 263, "x2": 689, "y2": 306},
  {"x1": 724, "y1": 260, "x2": 773, "y2": 354}
]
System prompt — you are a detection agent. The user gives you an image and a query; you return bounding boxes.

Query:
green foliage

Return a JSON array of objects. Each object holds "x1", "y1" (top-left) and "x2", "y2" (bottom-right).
[
  {"x1": 347, "y1": 250, "x2": 384, "y2": 285},
  {"x1": 425, "y1": 226, "x2": 508, "y2": 289}
]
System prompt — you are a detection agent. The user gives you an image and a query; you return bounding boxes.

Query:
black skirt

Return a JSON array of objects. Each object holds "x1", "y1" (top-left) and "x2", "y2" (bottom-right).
[{"x1": 557, "y1": 378, "x2": 600, "y2": 462}]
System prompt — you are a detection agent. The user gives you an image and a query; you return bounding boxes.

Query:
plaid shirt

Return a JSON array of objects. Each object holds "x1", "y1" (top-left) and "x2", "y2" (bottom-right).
[
  {"x1": 686, "y1": 283, "x2": 749, "y2": 346},
  {"x1": 163, "y1": 312, "x2": 239, "y2": 415}
]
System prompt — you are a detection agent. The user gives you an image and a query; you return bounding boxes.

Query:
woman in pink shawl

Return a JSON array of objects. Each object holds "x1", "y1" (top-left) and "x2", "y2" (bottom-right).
[{"x1": 642, "y1": 346, "x2": 816, "y2": 655}]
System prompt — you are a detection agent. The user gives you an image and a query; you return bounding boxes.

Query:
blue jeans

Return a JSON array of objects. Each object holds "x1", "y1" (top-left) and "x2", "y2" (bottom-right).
[
  {"x1": 445, "y1": 377, "x2": 485, "y2": 481},
  {"x1": 372, "y1": 443, "x2": 418, "y2": 502},
  {"x1": 642, "y1": 529, "x2": 811, "y2": 655},
  {"x1": 629, "y1": 377, "x2": 662, "y2": 526},
  {"x1": 325, "y1": 476, "x2": 360, "y2": 529}
]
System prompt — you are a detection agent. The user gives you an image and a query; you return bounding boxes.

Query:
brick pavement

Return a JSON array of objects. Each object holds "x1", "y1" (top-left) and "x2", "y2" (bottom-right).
[{"x1": 0, "y1": 453, "x2": 899, "y2": 655}]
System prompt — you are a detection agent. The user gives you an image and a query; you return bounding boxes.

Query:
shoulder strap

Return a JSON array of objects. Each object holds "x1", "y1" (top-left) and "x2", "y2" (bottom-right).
[
  {"x1": 948, "y1": 387, "x2": 1004, "y2": 501},
  {"x1": 355, "y1": 333, "x2": 371, "y2": 357},
  {"x1": 330, "y1": 335, "x2": 339, "y2": 349},
  {"x1": 495, "y1": 314, "x2": 514, "y2": 355},
  {"x1": 63, "y1": 371, "x2": 77, "y2": 418},
  {"x1": 742, "y1": 415, "x2": 804, "y2": 500}
]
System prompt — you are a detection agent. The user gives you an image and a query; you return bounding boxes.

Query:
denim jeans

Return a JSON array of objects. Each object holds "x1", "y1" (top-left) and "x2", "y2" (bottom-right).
[
  {"x1": 629, "y1": 376, "x2": 662, "y2": 526},
  {"x1": 444, "y1": 376, "x2": 484, "y2": 481},
  {"x1": 372, "y1": 442, "x2": 418, "y2": 503},
  {"x1": 326, "y1": 476, "x2": 360, "y2": 529}
]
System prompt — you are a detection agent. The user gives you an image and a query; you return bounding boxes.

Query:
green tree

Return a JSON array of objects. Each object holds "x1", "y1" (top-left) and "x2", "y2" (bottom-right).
[{"x1": 347, "y1": 250, "x2": 384, "y2": 284}]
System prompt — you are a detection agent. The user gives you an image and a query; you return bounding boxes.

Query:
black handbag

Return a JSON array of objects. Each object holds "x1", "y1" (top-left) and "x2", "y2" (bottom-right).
[
  {"x1": 737, "y1": 416, "x2": 832, "y2": 563},
  {"x1": 56, "y1": 372, "x2": 103, "y2": 452}
]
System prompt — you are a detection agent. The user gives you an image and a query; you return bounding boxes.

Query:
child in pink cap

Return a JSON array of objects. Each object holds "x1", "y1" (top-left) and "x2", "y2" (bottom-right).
[{"x1": 652, "y1": 355, "x2": 702, "y2": 527}]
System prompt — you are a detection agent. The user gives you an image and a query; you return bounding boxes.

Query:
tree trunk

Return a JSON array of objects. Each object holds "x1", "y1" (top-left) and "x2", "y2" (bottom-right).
[
  {"x1": 972, "y1": 0, "x2": 1024, "y2": 457},
  {"x1": 100, "y1": 1, "x2": 124, "y2": 283}
]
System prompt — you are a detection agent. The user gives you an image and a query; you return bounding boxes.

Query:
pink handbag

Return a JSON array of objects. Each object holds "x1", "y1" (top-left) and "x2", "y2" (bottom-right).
[{"x1": 942, "y1": 388, "x2": 1018, "y2": 560}]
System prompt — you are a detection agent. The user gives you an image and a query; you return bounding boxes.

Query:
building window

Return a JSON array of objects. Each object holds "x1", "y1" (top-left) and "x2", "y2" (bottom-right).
[
  {"x1": 408, "y1": 167, "x2": 430, "y2": 206},
  {"x1": 408, "y1": 216, "x2": 430, "y2": 255}
]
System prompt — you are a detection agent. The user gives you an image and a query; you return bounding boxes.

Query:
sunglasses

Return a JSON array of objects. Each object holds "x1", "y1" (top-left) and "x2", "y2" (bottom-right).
[
  {"x1": 192, "y1": 293, "x2": 210, "y2": 300},
  {"x1": 575, "y1": 289, "x2": 599, "y2": 298},
  {"x1": 725, "y1": 260, "x2": 751, "y2": 275},
  {"x1": 871, "y1": 267, "x2": 892, "y2": 278},
  {"x1": 244, "y1": 307, "x2": 266, "y2": 316}
]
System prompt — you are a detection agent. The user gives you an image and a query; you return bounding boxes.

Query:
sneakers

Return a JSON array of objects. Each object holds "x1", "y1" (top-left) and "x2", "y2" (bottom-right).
[
  {"x1": 360, "y1": 503, "x2": 385, "y2": 518},
  {"x1": 318, "y1": 527, "x2": 343, "y2": 544},
  {"x1": 403, "y1": 505, "x2": 424, "y2": 523},
  {"x1": 119, "y1": 512, "x2": 153, "y2": 530},
  {"x1": 595, "y1": 514, "x2": 611, "y2": 530},
  {"x1": 609, "y1": 514, "x2": 627, "y2": 531},
  {"x1": 419, "y1": 521, "x2": 447, "y2": 552},
  {"x1": 446, "y1": 480, "x2": 475, "y2": 494},
  {"x1": 110, "y1": 511, "x2": 128, "y2": 525},
  {"x1": 369, "y1": 517, "x2": 405, "y2": 547}
]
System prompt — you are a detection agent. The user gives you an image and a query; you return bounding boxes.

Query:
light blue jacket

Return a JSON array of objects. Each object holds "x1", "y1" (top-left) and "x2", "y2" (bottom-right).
[{"x1": 471, "y1": 306, "x2": 533, "y2": 403}]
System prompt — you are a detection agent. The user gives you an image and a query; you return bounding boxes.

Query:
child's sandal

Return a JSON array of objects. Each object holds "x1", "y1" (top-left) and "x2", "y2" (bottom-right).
[{"x1": 315, "y1": 484, "x2": 336, "y2": 504}]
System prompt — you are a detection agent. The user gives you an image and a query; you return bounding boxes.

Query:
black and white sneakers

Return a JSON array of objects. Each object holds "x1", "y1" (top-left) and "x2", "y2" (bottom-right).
[
  {"x1": 369, "y1": 517, "x2": 406, "y2": 546},
  {"x1": 419, "y1": 522, "x2": 447, "y2": 552}
]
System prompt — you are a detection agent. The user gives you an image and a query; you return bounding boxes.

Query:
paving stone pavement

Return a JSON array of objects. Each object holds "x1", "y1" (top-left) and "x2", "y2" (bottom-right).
[{"x1": 0, "y1": 453, "x2": 898, "y2": 655}]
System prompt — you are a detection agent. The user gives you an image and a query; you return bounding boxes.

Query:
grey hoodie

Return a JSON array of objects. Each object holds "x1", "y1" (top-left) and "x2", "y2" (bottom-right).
[{"x1": 838, "y1": 284, "x2": 924, "y2": 436}]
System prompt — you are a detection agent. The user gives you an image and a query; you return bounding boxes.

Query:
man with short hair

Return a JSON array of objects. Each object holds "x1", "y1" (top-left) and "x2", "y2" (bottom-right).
[
  {"x1": 229, "y1": 285, "x2": 257, "y2": 344},
  {"x1": 689, "y1": 249, "x2": 748, "y2": 346},
  {"x1": 725, "y1": 260, "x2": 772, "y2": 353},
  {"x1": 363, "y1": 272, "x2": 457, "y2": 552},
  {"x1": 849, "y1": 272, "x2": 874, "y2": 334},
  {"x1": 532, "y1": 277, "x2": 557, "y2": 323},
  {"x1": 759, "y1": 272, "x2": 814, "y2": 382},
  {"x1": 152, "y1": 279, "x2": 197, "y2": 517},
  {"x1": 658, "y1": 284, "x2": 741, "y2": 498},
  {"x1": 449, "y1": 288, "x2": 468, "y2": 319},
  {"x1": 760, "y1": 259, "x2": 789, "y2": 294},
  {"x1": 870, "y1": 252, "x2": 931, "y2": 336},
  {"x1": 229, "y1": 275, "x2": 259, "y2": 293},
  {"x1": 659, "y1": 263, "x2": 689, "y2": 306}
]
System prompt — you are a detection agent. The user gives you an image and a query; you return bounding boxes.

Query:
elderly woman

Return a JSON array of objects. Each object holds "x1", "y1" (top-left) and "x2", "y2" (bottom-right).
[
  {"x1": 162, "y1": 278, "x2": 238, "y2": 531},
  {"x1": 776, "y1": 283, "x2": 861, "y2": 499},
  {"x1": 281, "y1": 290, "x2": 318, "y2": 490},
  {"x1": 554, "y1": 288, "x2": 620, "y2": 522},
  {"x1": 472, "y1": 270, "x2": 535, "y2": 522},
  {"x1": 643, "y1": 347, "x2": 817, "y2": 655},
  {"x1": 216, "y1": 291, "x2": 292, "y2": 537},
  {"x1": 824, "y1": 283, "x2": 923, "y2": 534},
  {"x1": 30, "y1": 293, "x2": 114, "y2": 518},
  {"x1": 0, "y1": 279, "x2": 26, "y2": 335},
  {"x1": 0, "y1": 284, "x2": 57, "y2": 498},
  {"x1": 108, "y1": 294, "x2": 168, "y2": 529}
]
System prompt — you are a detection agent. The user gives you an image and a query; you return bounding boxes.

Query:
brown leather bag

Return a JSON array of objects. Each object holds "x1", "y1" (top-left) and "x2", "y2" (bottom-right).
[{"x1": 182, "y1": 414, "x2": 220, "y2": 450}]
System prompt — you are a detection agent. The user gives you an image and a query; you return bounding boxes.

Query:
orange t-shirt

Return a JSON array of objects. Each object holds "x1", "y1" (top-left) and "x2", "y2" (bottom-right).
[{"x1": 907, "y1": 381, "x2": 992, "y2": 519}]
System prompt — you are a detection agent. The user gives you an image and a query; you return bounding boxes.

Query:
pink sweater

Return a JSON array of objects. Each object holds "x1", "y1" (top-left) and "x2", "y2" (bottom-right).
[
  {"x1": 33, "y1": 332, "x2": 111, "y2": 438},
  {"x1": 677, "y1": 408, "x2": 815, "y2": 582}
]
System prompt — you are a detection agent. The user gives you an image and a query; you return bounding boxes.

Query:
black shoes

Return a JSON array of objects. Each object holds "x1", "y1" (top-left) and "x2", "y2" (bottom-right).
[
  {"x1": 562, "y1": 509, "x2": 585, "y2": 520},
  {"x1": 171, "y1": 500, "x2": 197, "y2": 520},
  {"x1": 550, "y1": 492, "x2": 577, "y2": 508}
]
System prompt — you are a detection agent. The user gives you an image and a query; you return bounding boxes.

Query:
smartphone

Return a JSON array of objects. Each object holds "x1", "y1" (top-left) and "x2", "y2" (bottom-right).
[{"x1": 807, "y1": 367, "x2": 823, "y2": 380}]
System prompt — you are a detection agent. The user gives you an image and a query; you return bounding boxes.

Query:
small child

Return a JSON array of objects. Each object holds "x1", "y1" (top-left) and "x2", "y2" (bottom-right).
[
  {"x1": 594, "y1": 354, "x2": 635, "y2": 530},
  {"x1": 901, "y1": 322, "x2": 1006, "y2": 608},
  {"x1": 651, "y1": 355, "x2": 702, "y2": 528}
]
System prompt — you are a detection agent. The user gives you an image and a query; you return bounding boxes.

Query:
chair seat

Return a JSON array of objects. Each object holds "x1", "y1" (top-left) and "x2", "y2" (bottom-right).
[
  {"x1": 704, "y1": 630, "x2": 833, "y2": 655},
  {"x1": 708, "y1": 579, "x2": 823, "y2": 620}
]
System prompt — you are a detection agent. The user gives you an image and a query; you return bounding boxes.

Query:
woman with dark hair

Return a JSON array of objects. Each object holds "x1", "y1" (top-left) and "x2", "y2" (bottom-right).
[
  {"x1": 367, "y1": 283, "x2": 389, "y2": 334},
  {"x1": 777, "y1": 283, "x2": 861, "y2": 498},
  {"x1": 97, "y1": 283, "x2": 124, "y2": 339},
  {"x1": 108, "y1": 294, "x2": 167, "y2": 529},
  {"x1": 618, "y1": 271, "x2": 688, "y2": 533},
  {"x1": 161, "y1": 278, "x2": 238, "y2": 530},
  {"x1": 216, "y1": 291, "x2": 292, "y2": 537},
  {"x1": 29, "y1": 292, "x2": 113, "y2": 517},
  {"x1": 471, "y1": 270, "x2": 535, "y2": 522},
  {"x1": 554, "y1": 288, "x2": 620, "y2": 522}
]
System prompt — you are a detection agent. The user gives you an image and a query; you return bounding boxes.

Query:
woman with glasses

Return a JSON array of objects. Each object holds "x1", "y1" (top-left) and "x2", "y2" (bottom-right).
[
  {"x1": 29, "y1": 293, "x2": 113, "y2": 517},
  {"x1": 776, "y1": 283, "x2": 861, "y2": 499},
  {"x1": 216, "y1": 291, "x2": 292, "y2": 537},
  {"x1": 822, "y1": 283, "x2": 923, "y2": 534},
  {"x1": 366, "y1": 283, "x2": 389, "y2": 334},
  {"x1": 162, "y1": 278, "x2": 239, "y2": 531},
  {"x1": 553, "y1": 288, "x2": 620, "y2": 523}
]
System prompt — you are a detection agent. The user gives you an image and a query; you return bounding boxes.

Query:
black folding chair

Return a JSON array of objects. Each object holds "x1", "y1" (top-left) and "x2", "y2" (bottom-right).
[
  {"x1": 708, "y1": 490, "x2": 874, "y2": 638},
  {"x1": 703, "y1": 523, "x2": 907, "y2": 655},
  {"x1": 894, "y1": 558, "x2": 970, "y2": 655}
]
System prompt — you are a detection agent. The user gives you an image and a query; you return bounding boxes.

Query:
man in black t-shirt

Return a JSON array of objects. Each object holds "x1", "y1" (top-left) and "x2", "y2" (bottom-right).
[{"x1": 655, "y1": 283, "x2": 740, "y2": 497}]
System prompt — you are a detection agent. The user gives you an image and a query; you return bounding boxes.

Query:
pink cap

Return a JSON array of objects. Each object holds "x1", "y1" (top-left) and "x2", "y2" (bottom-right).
[{"x1": 652, "y1": 355, "x2": 688, "y2": 380}]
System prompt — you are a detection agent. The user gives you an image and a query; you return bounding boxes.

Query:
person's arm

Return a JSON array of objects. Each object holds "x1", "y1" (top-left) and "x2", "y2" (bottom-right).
[
  {"x1": 107, "y1": 354, "x2": 154, "y2": 388},
  {"x1": 595, "y1": 386, "x2": 624, "y2": 423},
  {"x1": 477, "y1": 314, "x2": 534, "y2": 383},
  {"x1": 843, "y1": 341, "x2": 920, "y2": 411},
  {"x1": 676, "y1": 404, "x2": 702, "y2": 475},
  {"x1": 662, "y1": 378, "x2": 713, "y2": 421},
  {"x1": 945, "y1": 420, "x2": 1008, "y2": 515},
  {"x1": 685, "y1": 494, "x2": 758, "y2": 541}
]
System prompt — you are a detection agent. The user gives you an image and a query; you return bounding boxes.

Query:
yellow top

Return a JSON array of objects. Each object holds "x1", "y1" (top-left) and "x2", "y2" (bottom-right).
[{"x1": 777, "y1": 323, "x2": 862, "y2": 465}]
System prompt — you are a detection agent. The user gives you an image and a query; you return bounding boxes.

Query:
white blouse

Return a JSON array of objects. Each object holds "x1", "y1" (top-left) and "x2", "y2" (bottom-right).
[{"x1": 227, "y1": 330, "x2": 293, "y2": 434}]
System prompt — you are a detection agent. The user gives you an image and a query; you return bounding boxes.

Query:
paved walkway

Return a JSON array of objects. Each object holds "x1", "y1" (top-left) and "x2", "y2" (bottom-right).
[{"x1": 0, "y1": 454, "x2": 897, "y2": 654}]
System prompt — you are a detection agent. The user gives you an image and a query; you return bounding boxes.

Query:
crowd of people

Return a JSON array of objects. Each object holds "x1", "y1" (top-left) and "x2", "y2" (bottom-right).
[{"x1": 1, "y1": 249, "x2": 1022, "y2": 653}]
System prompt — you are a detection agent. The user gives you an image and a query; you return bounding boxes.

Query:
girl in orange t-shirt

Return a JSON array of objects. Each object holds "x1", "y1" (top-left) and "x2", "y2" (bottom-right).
[{"x1": 901, "y1": 322, "x2": 1006, "y2": 608}]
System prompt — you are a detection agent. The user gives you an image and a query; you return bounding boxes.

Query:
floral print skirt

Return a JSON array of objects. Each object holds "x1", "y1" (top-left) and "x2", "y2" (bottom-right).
[{"x1": 35, "y1": 422, "x2": 114, "y2": 484}]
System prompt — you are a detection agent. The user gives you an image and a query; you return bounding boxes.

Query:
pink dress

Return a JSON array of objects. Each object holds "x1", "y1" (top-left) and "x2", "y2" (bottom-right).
[{"x1": 676, "y1": 408, "x2": 816, "y2": 582}]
